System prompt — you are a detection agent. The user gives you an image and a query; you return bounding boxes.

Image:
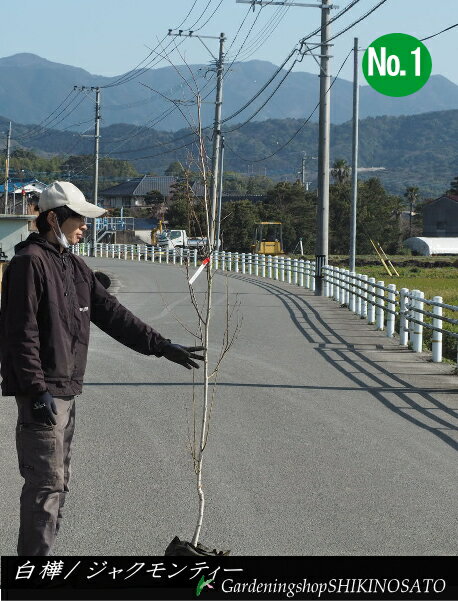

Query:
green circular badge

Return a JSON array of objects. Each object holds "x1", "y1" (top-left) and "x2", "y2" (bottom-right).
[{"x1": 362, "y1": 33, "x2": 432, "y2": 97}]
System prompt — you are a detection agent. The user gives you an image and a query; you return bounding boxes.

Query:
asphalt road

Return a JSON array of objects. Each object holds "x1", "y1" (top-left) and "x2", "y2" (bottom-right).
[{"x1": 1, "y1": 257, "x2": 457, "y2": 556}]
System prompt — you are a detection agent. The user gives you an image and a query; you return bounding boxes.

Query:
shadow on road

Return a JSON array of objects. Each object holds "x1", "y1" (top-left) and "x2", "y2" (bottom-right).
[{"x1": 224, "y1": 273, "x2": 458, "y2": 452}]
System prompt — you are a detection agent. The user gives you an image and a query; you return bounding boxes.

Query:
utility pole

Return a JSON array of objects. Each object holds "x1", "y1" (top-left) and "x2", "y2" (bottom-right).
[
  {"x1": 92, "y1": 86, "x2": 101, "y2": 255},
  {"x1": 315, "y1": 0, "x2": 331, "y2": 295},
  {"x1": 349, "y1": 38, "x2": 359, "y2": 273},
  {"x1": 210, "y1": 33, "x2": 225, "y2": 249},
  {"x1": 3, "y1": 122, "x2": 11, "y2": 214},
  {"x1": 75, "y1": 85, "x2": 101, "y2": 255},
  {"x1": 215, "y1": 136, "x2": 225, "y2": 249},
  {"x1": 237, "y1": 0, "x2": 334, "y2": 295},
  {"x1": 301, "y1": 154, "x2": 307, "y2": 186},
  {"x1": 167, "y1": 30, "x2": 225, "y2": 250}
]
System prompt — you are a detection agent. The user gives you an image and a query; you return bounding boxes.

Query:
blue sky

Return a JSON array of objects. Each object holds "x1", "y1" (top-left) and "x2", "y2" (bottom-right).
[{"x1": 1, "y1": 0, "x2": 457, "y2": 83}]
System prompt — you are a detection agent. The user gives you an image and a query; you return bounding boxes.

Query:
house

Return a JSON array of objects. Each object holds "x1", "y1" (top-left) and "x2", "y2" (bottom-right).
[
  {"x1": 99, "y1": 175, "x2": 205, "y2": 209},
  {"x1": 0, "y1": 179, "x2": 46, "y2": 215},
  {"x1": 422, "y1": 194, "x2": 458, "y2": 237}
]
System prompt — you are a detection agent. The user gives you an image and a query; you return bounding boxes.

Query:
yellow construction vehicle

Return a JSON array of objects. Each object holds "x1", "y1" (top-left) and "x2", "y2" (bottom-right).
[
  {"x1": 251, "y1": 222, "x2": 285, "y2": 255},
  {"x1": 151, "y1": 220, "x2": 163, "y2": 245}
]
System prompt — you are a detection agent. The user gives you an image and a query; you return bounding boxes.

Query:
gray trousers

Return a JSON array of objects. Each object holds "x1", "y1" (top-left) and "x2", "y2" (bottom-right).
[{"x1": 15, "y1": 395, "x2": 75, "y2": 556}]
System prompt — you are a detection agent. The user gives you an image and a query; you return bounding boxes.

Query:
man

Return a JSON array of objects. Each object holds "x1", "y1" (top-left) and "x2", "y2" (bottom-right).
[{"x1": 0, "y1": 181, "x2": 204, "y2": 556}]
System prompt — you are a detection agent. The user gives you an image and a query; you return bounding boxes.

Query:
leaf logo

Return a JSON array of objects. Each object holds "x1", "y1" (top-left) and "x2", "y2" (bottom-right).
[{"x1": 196, "y1": 575, "x2": 214, "y2": 596}]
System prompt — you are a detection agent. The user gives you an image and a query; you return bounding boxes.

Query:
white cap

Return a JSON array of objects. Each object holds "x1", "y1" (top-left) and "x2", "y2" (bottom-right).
[{"x1": 38, "y1": 181, "x2": 106, "y2": 218}]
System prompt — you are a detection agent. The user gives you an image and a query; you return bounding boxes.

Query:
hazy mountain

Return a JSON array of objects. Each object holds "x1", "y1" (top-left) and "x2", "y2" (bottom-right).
[{"x1": 1, "y1": 53, "x2": 458, "y2": 131}]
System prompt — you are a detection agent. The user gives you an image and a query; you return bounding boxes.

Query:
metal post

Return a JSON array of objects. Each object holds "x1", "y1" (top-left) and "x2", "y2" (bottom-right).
[
  {"x1": 376, "y1": 281, "x2": 385, "y2": 331},
  {"x1": 349, "y1": 37, "x2": 359, "y2": 272},
  {"x1": 315, "y1": 0, "x2": 331, "y2": 295},
  {"x1": 432, "y1": 296, "x2": 443, "y2": 362},
  {"x1": 399, "y1": 288, "x2": 409, "y2": 345},
  {"x1": 355, "y1": 275, "x2": 362, "y2": 316},
  {"x1": 361, "y1": 274, "x2": 368, "y2": 319},
  {"x1": 368, "y1": 277, "x2": 376, "y2": 324},
  {"x1": 210, "y1": 33, "x2": 225, "y2": 249},
  {"x1": 386, "y1": 284, "x2": 396, "y2": 337},
  {"x1": 349, "y1": 272, "x2": 356, "y2": 313},
  {"x1": 305, "y1": 260, "x2": 310, "y2": 289},
  {"x1": 3, "y1": 122, "x2": 11, "y2": 214},
  {"x1": 412, "y1": 290, "x2": 424, "y2": 353}
]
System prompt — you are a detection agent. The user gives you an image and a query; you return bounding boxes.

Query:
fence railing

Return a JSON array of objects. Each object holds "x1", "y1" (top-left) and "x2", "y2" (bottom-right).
[
  {"x1": 72, "y1": 243, "x2": 458, "y2": 367},
  {"x1": 322, "y1": 266, "x2": 458, "y2": 366},
  {"x1": 73, "y1": 242, "x2": 199, "y2": 267}
]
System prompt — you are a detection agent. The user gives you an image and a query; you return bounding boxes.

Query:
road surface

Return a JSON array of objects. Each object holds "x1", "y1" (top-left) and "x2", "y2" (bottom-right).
[{"x1": 1, "y1": 257, "x2": 457, "y2": 556}]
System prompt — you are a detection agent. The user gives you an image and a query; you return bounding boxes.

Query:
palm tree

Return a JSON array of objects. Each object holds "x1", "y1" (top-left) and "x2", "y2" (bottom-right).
[
  {"x1": 331, "y1": 159, "x2": 351, "y2": 184},
  {"x1": 403, "y1": 186, "x2": 420, "y2": 237}
]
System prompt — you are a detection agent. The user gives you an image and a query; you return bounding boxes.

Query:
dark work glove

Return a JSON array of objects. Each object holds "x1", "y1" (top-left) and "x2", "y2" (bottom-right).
[
  {"x1": 161, "y1": 341, "x2": 205, "y2": 370},
  {"x1": 32, "y1": 391, "x2": 58, "y2": 425}
]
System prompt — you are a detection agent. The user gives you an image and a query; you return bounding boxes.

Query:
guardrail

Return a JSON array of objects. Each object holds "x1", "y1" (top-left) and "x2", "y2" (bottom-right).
[
  {"x1": 71, "y1": 243, "x2": 458, "y2": 367},
  {"x1": 322, "y1": 266, "x2": 458, "y2": 366},
  {"x1": 73, "y1": 242, "x2": 198, "y2": 267}
]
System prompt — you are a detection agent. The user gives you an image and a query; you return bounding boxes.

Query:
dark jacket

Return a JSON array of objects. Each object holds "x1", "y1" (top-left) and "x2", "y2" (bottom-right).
[{"x1": 0, "y1": 233, "x2": 167, "y2": 397}]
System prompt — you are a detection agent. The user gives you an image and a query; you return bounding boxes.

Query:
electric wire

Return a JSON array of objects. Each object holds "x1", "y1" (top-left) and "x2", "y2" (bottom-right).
[
  {"x1": 421, "y1": 23, "x2": 458, "y2": 41},
  {"x1": 299, "y1": 0, "x2": 362, "y2": 43},
  {"x1": 219, "y1": 0, "x2": 384, "y2": 126},
  {"x1": 224, "y1": 47, "x2": 353, "y2": 163},
  {"x1": 13, "y1": 89, "x2": 80, "y2": 141},
  {"x1": 223, "y1": 53, "x2": 300, "y2": 133},
  {"x1": 29, "y1": 92, "x2": 93, "y2": 142},
  {"x1": 100, "y1": 0, "x2": 201, "y2": 89},
  {"x1": 191, "y1": 0, "x2": 225, "y2": 32},
  {"x1": 101, "y1": 0, "x2": 223, "y2": 89},
  {"x1": 228, "y1": 5, "x2": 290, "y2": 62}
]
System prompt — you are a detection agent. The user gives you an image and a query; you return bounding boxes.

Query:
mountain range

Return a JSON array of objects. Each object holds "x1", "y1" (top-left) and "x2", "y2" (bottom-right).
[
  {"x1": 1, "y1": 53, "x2": 458, "y2": 131},
  {"x1": 2, "y1": 107, "x2": 457, "y2": 198}
]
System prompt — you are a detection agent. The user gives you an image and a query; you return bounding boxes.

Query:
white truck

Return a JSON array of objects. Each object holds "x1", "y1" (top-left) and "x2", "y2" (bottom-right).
[{"x1": 156, "y1": 229, "x2": 208, "y2": 250}]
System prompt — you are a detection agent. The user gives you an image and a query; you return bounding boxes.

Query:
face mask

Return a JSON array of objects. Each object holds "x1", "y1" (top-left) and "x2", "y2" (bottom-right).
[{"x1": 51, "y1": 218, "x2": 70, "y2": 249}]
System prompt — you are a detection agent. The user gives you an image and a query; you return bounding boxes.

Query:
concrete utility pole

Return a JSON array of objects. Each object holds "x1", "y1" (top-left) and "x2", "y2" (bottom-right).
[
  {"x1": 3, "y1": 122, "x2": 11, "y2": 214},
  {"x1": 349, "y1": 37, "x2": 359, "y2": 273},
  {"x1": 237, "y1": 0, "x2": 334, "y2": 295},
  {"x1": 215, "y1": 136, "x2": 225, "y2": 249},
  {"x1": 167, "y1": 30, "x2": 226, "y2": 250},
  {"x1": 209, "y1": 33, "x2": 225, "y2": 249},
  {"x1": 301, "y1": 153, "x2": 307, "y2": 186},
  {"x1": 315, "y1": 0, "x2": 332, "y2": 295},
  {"x1": 92, "y1": 86, "x2": 101, "y2": 255}
]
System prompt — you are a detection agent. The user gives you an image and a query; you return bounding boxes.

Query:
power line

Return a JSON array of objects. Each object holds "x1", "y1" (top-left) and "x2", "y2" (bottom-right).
[
  {"x1": 28, "y1": 92, "x2": 92, "y2": 141},
  {"x1": 223, "y1": 53, "x2": 300, "y2": 133},
  {"x1": 101, "y1": 1, "x2": 224, "y2": 89},
  {"x1": 13, "y1": 89, "x2": 80, "y2": 141},
  {"x1": 220, "y1": 0, "x2": 386, "y2": 127},
  {"x1": 421, "y1": 23, "x2": 458, "y2": 41},
  {"x1": 224, "y1": 47, "x2": 353, "y2": 163},
  {"x1": 228, "y1": 5, "x2": 290, "y2": 62},
  {"x1": 299, "y1": 0, "x2": 361, "y2": 43}
]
